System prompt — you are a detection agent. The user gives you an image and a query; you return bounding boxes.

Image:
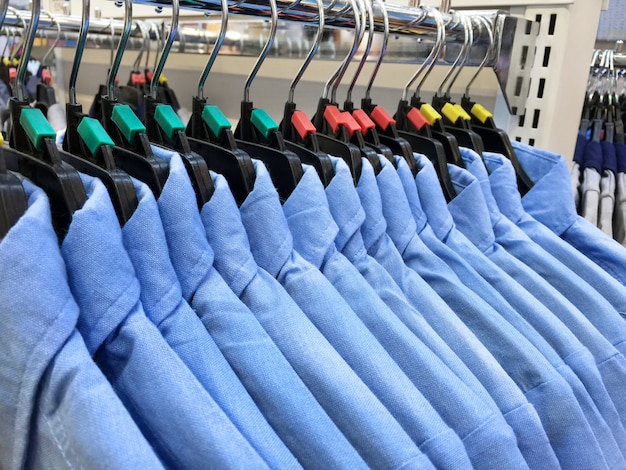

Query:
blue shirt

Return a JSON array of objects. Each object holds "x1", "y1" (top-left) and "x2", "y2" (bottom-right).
[
  {"x1": 486, "y1": 152, "x2": 626, "y2": 331},
  {"x1": 61, "y1": 174, "x2": 269, "y2": 469},
  {"x1": 447, "y1": 156, "x2": 626, "y2": 425},
  {"x1": 512, "y1": 140, "x2": 626, "y2": 286},
  {"x1": 357, "y1": 157, "x2": 609, "y2": 470},
  {"x1": 401, "y1": 153, "x2": 626, "y2": 457},
  {"x1": 202, "y1": 163, "x2": 429, "y2": 470},
  {"x1": 119, "y1": 159, "x2": 298, "y2": 470},
  {"x1": 454, "y1": 149, "x2": 626, "y2": 463},
  {"x1": 414, "y1": 153, "x2": 626, "y2": 462},
  {"x1": 153, "y1": 148, "x2": 364, "y2": 469},
  {"x1": 283, "y1": 165, "x2": 475, "y2": 469},
  {"x1": 324, "y1": 157, "x2": 559, "y2": 470},
  {"x1": 0, "y1": 178, "x2": 163, "y2": 470}
]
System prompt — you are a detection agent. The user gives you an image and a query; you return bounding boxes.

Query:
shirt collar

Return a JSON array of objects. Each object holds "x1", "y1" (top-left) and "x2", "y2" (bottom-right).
[
  {"x1": 200, "y1": 171, "x2": 258, "y2": 296},
  {"x1": 413, "y1": 153, "x2": 455, "y2": 240},
  {"x1": 62, "y1": 173, "x2": 141, "y2": 355},
  {"x1": 239, "y1": 160, "x2": 293, "y2": 278},
  {"x1": 376, "y1": 156, "x2": 419, "y2": 254},
  {"x1": 483, "y1": 152, "x2": 526, "y2": 223},
  {"x1": 583, "y1": 140, "x2": 603, "y2": 171},
  {"x1": 602, "y1": 141, "x2": 618, "y2": 173},
  {"x1": 324, "y1": 157, "x2": 366, "y2": 252},
  {"x1": 122, "y1": 178, "x2": 181, "y2": 325},
  {"x1": 394, "y1": 155, "x2": 428, "y2": 233},
  {"x1": 447, "y1": 164, "x2": 496, "y2": 251},
  {"x1": 512, "y1": 141, "x2": 578, "y2": 234},
  {"x1": 156, "y1": 151, "x2": 216, "y2": 302},
  {"x1": 459, "y1": 147, "x2": 502, "y2": 225},
  {"x1": 283, "y1": 165, "x2": 339, "y2": 268},
  {"x1": 355, "y1": 157, "x2": 388, "y2": 251}
]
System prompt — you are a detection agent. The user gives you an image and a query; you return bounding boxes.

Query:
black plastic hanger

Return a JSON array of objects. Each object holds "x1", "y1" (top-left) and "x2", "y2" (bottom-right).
[
  {"x1": 4, "y1": 0, "x2": 86, "y2": 240},
  {"x1": 232, "y1": 0, "x2": 303, "y2": 202},
  {"x1": 61, "y1": 0, "x2": 137, "y2": 226},
  {"x1": 184, "y1": 0, "x2": 255, "y2": 205},
  {"x1": 142, "y1": 0, "x2": 214, "y2": 208},
  {"x1": 278, "y1": 0, "x2": 334, "y2": 187},
  {"x1": 97, "y1": 0, "x2": 169, "y2": 198}
]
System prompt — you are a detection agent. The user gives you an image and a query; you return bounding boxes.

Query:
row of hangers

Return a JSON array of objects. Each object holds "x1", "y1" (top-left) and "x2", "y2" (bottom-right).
[
  {"x1": 581, "y1": 47, "x2": 626, "y2": 144},
  {"x1": 0, "y1": 0, "x2": 533, "y2": 244}
]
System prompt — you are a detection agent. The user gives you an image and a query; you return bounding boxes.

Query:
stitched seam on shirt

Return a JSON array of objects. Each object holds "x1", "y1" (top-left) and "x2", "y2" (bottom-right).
[
  {"x1": 522, "y1": 376, "x2": 561, "y2": 395},
  {"x1": 596, "y1": 351, "x2": 623, "y2": 368},
  {"x1": 185, "y1": 249, "x2": 215, "y2": 301},
  {"x1": 17, "y1": 294, "x2": 74, "y2": 469},
  {"x1": 41, "y1": 405, "x2": 77, "y2": 470},
  {"x1": 151, "y1": 281, "x2": 183, "y2": 328},
  {"x1": 395, "y1": 451, "x2": 433, "y2": 470}
]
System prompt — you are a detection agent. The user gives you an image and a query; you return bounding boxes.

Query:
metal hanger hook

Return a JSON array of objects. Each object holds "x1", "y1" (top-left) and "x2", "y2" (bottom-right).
[
  {"x1": 287, "y1": 0, "x2": 324, "y2": 103},
  {"x1": 132, "y1": 20, "x2": 150, "y2": 71},
  {"x1": 198, "y1": 0, "x2": 228, "y2": 99},
  {"x1": 364, "y1": 0, "x2": 389, "y2": 100},
  {"x1": 445, "y1": 13, "x2": 474, "y2": 95},
  {"x1": 243, "y1": 0, "x2": 278, "y2": 102},
  {"x1": 106, "y1": 0, "x2": 132, "y2": 99},
  {"x1": 401, "y1": 5, "x2": 443, "y2": 101},
  {"x1": 15, "y1": 0, "x2": 40, "y2": 101},
  {"x1": 437, "y1": 11, "x2": 470, "y2": 96},
  {"x1": 69, "y1": 0, "x2": 90, "y2": 105},
  {"x1": 41, "y1": 10, "x2": 61, "y2": 66},
  {"x1": 150, "y1": 0, "x2": 179, "y2": 99},
  {"x1": 414, "y1": 6, "x2": 445, "y2": 97},
  {"x1": 464, "y1": 14, "x2": 492, "y2": 97},
  {"x1": 321, "y1": 0, "x2": 361, "y2": 101},
  {"x1": 346, "y1": 0, "x2": 375, "y2": 104},
  {"x1": 0, "y1": 0, "x2": 9, "y2": 32}
]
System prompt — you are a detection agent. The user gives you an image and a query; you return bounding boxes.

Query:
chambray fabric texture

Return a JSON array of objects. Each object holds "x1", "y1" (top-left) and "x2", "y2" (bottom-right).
[
  {"x1": 512, "y1": 140, "x2": 626, "y2": 286},
  {"x1": 356, "y1": 157, "x2": 609, "y2": 470},
  {"x1": 282, "y1": 165, "x2": 476, "y2": 469},
  {"x1": 414, "y1": 152, "x2": 626, "y2": 458},
  {"x1": 486, "y1": 152, "x2": 626, "y2": 326},
  {"x1": 395, "y1": 152, "x2": 626, "y2": 464},
  {"x1": 374, "y1": 155, "x2": 616, "y2": 467},
  {"x1": 61, "y1": 173, "x2": 269, "y2": 470},
  {"x1": 581, "y1": 140, "x2": 603, "y2": 225},
  {"x1": 360, "y1": 157, "x2": 558, "y2": 468},
  {"x1": 119, "y1": 160, "x2": 298, "y2": 470},
  {"x1": 455, "y1": 150, "x2": 626, "y2": 463},
  {"x1": 0, "y1": 178, "x2": 163, "y2": 470},
  {"x1": 203, "y1": 161, "x2": 431, "y2": 470},
  {"x1": 616, "y1": 143, "x2": 626, "y2": 245},
  {"x1": 599, "y1": 142, "x2": 617, "y2": 236},
  {"x1": 326, "y1": 159, "x2": 559, "y2": 468},
  {"x1": 151, "y1": 147, "x2": 366, "y2": 469}
]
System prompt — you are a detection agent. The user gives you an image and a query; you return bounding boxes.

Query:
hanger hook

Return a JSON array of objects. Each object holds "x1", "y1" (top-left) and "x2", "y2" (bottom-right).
[
  {"x1": 401, "y1": 5, "x2": 443, "y2": 101},
  {"x1": 437, "y1": 11, "x2": 470, "y2": 96},
  {"x1": 143, "y1": 22, "x2": 151, "y2": 70},
  {"x1": 150, "y1": 22, "x2": 161, "y2": 71},
  {"x1": 464, "y1": 14, "x2": 492, "y2": 97},
  {"x1": 330, "y1": 0, "x2": 365, "y2": 103},
  {"x1": 414, "y1": 7, "x2": 445, "y2": 97},
  {"x1": 346, "y1": 0, "x2": 375, "y2": 104},
  {"x1": 0, "y1": 0, "x2": 8, "y2": 30},
  {"x1": 69, "y1": 0, "x2": 90, "y2": 105},
  {"x1": 9, "y1": 27, "x2": 23, "y2": 62},
  {"x1": 365, "y1": 0, "x2": 388, "y2": 100},
  {"x1": 445, "y1": 14, "x2": 473, "y2": 95},
  {"x1": 106, "y1": 0, "x2": 132, "y2": 99},
  {"x1": 41, "y1": 10, "x2": 61, "y2": 65},
  {"x1": 322, "y1": 0, "x2": 361, "y2": 101},
  {"x1": 7, "y1": 8, "x2": 25, "y2": 61},
  {"x1": 243, "y1": 0, "x2": 278, "y2": 102},
  {"x1": 15, "y1": 0, "x2": 40, "y2": 101},
  {"x1": 198, "y1": 0, "x2": 228, "y2": 99},
  {"x1": 132, "y1": 20, "x2": 149, "y2": 71},
  {"x1": 150, "y1": 0, "x2": 179, "y2": 99},
  {"x1": 287, "y1": 0, "x2": 324, "y2": 103}
]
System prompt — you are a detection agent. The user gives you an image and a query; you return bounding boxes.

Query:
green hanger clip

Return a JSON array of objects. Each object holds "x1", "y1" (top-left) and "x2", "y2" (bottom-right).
[
  {"x1": 250, "y1": 108, "x2": 278, "y2": 140},
  {"x1": 154, "y1": 104, "x2": 186, "y2": 140},
  {"x1": 19, "y1": 108, "x2": 56, "y2": 151},
  {"x1": 77, "y1": 117, "x2": 115, "y2": 156},
  {"x1": 202, "y1": 105, "x2": 231, "y2": 138},
  {"x1": 111, "y1": 104, "x2": 146, "y2": 143}
]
